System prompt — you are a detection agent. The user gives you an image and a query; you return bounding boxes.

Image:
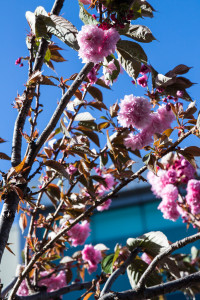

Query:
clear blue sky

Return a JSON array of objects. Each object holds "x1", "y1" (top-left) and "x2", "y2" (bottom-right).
[{"x1": 0, "y1": 0, "x2": 200, "y2": 173}]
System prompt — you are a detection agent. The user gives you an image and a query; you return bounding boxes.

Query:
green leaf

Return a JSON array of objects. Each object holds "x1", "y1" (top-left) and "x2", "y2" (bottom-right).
[
  {"x1": 164, "y1": 85, "x2": 192, "y2": 102},
  {"x1": 191, "y1": 246, "x2": 199, "y2": 260},
  {"x1": 165, "y1": 64, "x2": 192, "y2": 77},
  {"x1": 127, "y1": 231, "x2": 169, "y2": 257},
  {"x1": 35, "y1": 15, "x2": 50, "y2": 39},
  {"x1": 101, "y1": 253, "x2": 114, "y2": 274},
  {"x1": 117, "y1": 47, "x2": 141, "y2": 80},
  {"x1": 44, "y1": 48, "x2": 51, "y2": 62},
  {"x1": 46, "y1": 15, "x2": 79, "y2": 50},
  {"x1": 78, "y1": 121, "x2": 98, "y2": 131},
  {"x1": 182, "y1": 146, "x2": 200, "y2": 157},
  {"x1": 74, "y1": 112, "x2": 96, "y2": 122},
  {"x1": 183, "y1": 101, "x2": 197, "y2": 119},
  {"x1": 155, "y1": 74, "x2": 176, "y2": 88},
  {"x1": 117, "y1": 40, "x2": 147, "y2": 64},
  {"x1": 0, "y1": 152, "x2": 11, "y2": 160},
  {"x1": 79, "y1": 1, "x2": 99, "y2": 25},
  {"x1": 78, "y1": 129, "x2": 100, "y2": 147},
  {"x1": 44, "y1": 160, "x2": 70, "y2": 179},
  {"x1": 60, "y1": 118, "x2": 71, "y2": 138},
  {"x1": 87, "y1": 86, "x2": 103, "y2": 102},
  {"x1": 96, "y1": 78, "x2": 111, "y2": 89},
  {"x1": 123, "y1": 24, "x2": 156, "y2": 43},
  {"x1": 112, "y1": 245, "x2": 120, "y2": 269},
  {"x1": 127, "y1": 258, "x2": 162, "y2": 289},
  {"x1": 100, "y1": 151, "x2": 108, "y2": 167}
]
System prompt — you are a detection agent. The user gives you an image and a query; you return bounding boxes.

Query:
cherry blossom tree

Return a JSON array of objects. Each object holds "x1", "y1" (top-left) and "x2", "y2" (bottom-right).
[{"x1": 1, "y1": 0, "x2": 200, "y2": 299}]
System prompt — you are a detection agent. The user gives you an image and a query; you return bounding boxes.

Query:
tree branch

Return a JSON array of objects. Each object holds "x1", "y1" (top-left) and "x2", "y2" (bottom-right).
[
  {"x1": 100, "y1": 248, "x2": 140, "y2": 297},
  {"x1": 15, "y1": 281, "x2": 92, "y2": 300},
  {"x1": 99, "y1": 271, "x2": 200, "y2": 300},
  {"x1": 136, "y1": 231, "x2": 200, "y2": 291},
  {"x1": 0, "y1": 192, "x2": 19, "y2": 263},
  {"x1": 26, "y1": 61, "x2": 94, "y2": 169}
]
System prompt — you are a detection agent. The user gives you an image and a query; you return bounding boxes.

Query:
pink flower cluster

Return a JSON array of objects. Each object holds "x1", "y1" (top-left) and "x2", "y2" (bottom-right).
[
  {"x1": 17, "y1": 271, "x2": 66, "y2": 296},
  {"x1": 147, "y1": 154, "x2": 196, "y2": 221},
  {"x1": 118, "y1": 95, "x2": 151, "y2": 130},
  {"x1": 77, "y1": 25, "x2": 120, "y2": 63},
  {"x1": 82, "y1": 244, "x2": 102, "y2": 274},
  {"x1": 186, "y1": 180, "x2": 200, "y2": 215},
  {"x1": 118, "y1": 95, "x2": 175, "y2": 150},
  {"x1": 68, "y1": 220, "x2": 91, "y2": 247},
  {"x1": 157, "y1": 184, "x2": 180, "y2": 221}
]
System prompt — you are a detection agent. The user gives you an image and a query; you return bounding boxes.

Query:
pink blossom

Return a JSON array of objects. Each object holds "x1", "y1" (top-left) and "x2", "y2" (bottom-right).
[
  {"x1": 79, "y1": 0, "x2": 91, "y2": 4},
  {"x1": 157, "y1": 184, "x2": 179, "y2": 221},
  {"x1": 104, "y1": 173, "x2": 115, "y2": 190},
  {"x1": 66, "y1": 164, "x2": 77, "y2": 175},
  {"x1": 162, "y1": 184, "x2": 178, "y2": 202},
  {"x1": 141, "y1": 253, "x2": 152, "y2": 264},
  {"x1": 137, "y1": 75, "x2": 148, "y2": 87},
  {"x1": 68, "y1": 221, "x2": 91, "y2": 247},
  {"x1": 186, "y1": 179, "x2": 200, "y2": 215},
  {"x1": 39, "y1": 271, "x2": 66, "y2": 292},
  {"x1": 17, "y1": 280, "x2": 29, "y2": 296},
  {"x1": 17, "y1": 271, "x2": 66, "y2": 296},
  {"x1": 15, "y1": 57, "x2": 21, "y2": 65},
  {"x1": 77, "y1": 25, "x2": 120, "y2": 63},
  {"x1": 118, "y1": 95, "x2": 151, "y2": 129},
  {"x1": 140, "y1": 65, "x2": 150, "y2": 75},
  {"x1": 82, "y1": 244, "x2": 102, "y2": 274},
  {"x1": 124, "y1": 129, "x2": 153, "y2": 151},
  {"x1": 150, "y1": 104, "x2": 175, "y2": 134},
  {"x1": 158, "y1": 198, "x2": 180, "y2": 221},
  {"x1": 97, "y1": 199, "x2": 112, "y2": 211},
  {"x1": 147, "y1": 169, "x2": 169, "y2": 198},
  {"x1": 176, "y1": 90, "x2": 184, "y2": 98}
]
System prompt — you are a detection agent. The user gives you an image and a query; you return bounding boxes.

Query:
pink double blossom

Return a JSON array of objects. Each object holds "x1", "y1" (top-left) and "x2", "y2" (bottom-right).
[
  {"x1": 124, "y1": 130, "x2": 153, "y2": 151},
  {"x1": 17, "y1": 271, "x2": 66, "y2": 296},
  {"x1": 118, "y1": 95, "x2": 151, "y2": 129},
  {"x1": 186, "y1": 179, "x2": 200, "y2": 215},
  {"x1": 68, "y1": 220, "x2": 91, "y2": 247},
  {"x1": 77, "y1": 25, "x2": 120, "y2": 63},
  {"x1": 82, "y1": 244, "x2": 102, "y2": 274},
  {"x1": 97, "y1": 199, "x2": 112, "y2": 211}
]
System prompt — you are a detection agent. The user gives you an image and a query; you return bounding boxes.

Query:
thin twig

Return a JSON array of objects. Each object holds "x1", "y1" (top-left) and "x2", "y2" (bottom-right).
[
  {"x1": 100, "y1": 248, "x2": 140, "y2": 297},
  {"x1": 99, "y1": 271, "x2": 200, "y2": 300}
]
